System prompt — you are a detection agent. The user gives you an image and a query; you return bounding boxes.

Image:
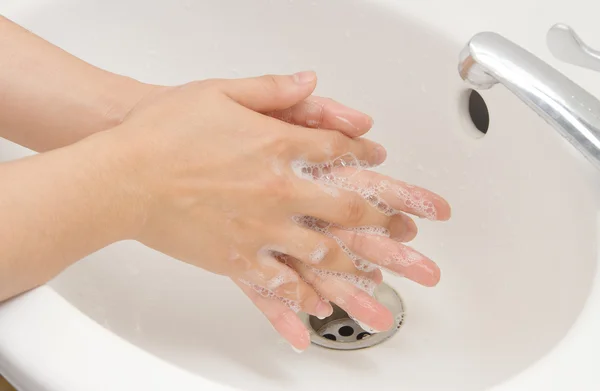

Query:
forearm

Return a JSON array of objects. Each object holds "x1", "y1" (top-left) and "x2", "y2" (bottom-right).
[
  {"x1": 0, "y1": 16, "x2": 153, "y2": 152},
  {"x1": 0, "y1": 130, "x2": 141, "y2": 301}
]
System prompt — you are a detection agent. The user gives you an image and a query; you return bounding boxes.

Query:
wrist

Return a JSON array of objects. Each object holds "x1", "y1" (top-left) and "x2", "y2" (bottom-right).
[
  {"x1": 70, "y1": 127, "x2": 151, "y2": 241},
  {"x1": 99, "y1": 74, "x2": 157, "y2": 129}
]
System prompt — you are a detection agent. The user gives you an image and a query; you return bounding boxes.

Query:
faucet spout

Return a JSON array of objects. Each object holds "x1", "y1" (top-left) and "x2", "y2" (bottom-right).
[{"x1": 458, "y1": 31, "x2": 600, "y2": 171}]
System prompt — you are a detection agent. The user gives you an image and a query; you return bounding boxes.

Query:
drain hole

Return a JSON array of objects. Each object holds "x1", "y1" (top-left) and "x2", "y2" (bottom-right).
[
  {"x1": 467, "y1": 90, "x2": 489, "y2": 134},
  {"x1": 356, "y1": 332, "x2": 372, "y2": 340},
  {"x1": 338, "y1": 326, "x2": 354, "y2": 337},
  {"x1": 301, "y1": 283, "x2": 404, "y2": 350}
]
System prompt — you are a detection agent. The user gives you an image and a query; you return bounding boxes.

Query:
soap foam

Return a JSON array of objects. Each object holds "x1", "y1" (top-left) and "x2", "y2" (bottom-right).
[
  {"x1": 291, "y1": 153, "x2": 438, "y2": 220},
  {"x1": 293, "y1": 215, "x2": 384, "y2": 274},
  {"x1": 309, "y1": 242, "x2": 329, "y2": 264},
  {"x1": 276, "y1": 251, "x2": 376, "y2": 298},
  {"x1": 293, "y1": 214, "x2": 430, "y2": 283},
  {"x1": 309, "y1": 266, "x2": 377, "y2": 296},
  {"x1": 239, "y1": 278, "x2": 301, "y2": 313},
  {"x1": 266, "y1": 274, "x2": 293, "y2": 291},
  {"x1": 274, "y1": 252, "x2": 326, "y2": 301},
  {"x1": 380, "y1": 246, "x2": 427, "y2": 267}
]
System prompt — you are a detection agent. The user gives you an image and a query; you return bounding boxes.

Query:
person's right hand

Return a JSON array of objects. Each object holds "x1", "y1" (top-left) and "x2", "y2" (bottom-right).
[{"x1": 107, "y1": 71, "x2": 450, "y2": 351}]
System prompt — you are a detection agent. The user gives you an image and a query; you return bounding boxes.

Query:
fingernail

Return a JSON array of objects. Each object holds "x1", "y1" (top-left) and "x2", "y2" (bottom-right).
[
  {"x1": 316, "y1": 300, "x2": 333, "y2": 319},
  {"x1": 375, "y1": 144, "x2": 387, "y2": 164},
  {"x1": 355, "y1": 318, "x2": 383, "y2": 333},
  {"x1": 291, "y1": 345, "x2": 306, "y2": 354},
  {"x1": 293, "y1": 71, "x2": 316, "y2": 84}
]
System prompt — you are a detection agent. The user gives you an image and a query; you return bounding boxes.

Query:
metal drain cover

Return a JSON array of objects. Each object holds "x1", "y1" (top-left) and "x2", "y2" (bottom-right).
[{"x1": 298, "y1": 283, "x2": 405, "y2": 350}]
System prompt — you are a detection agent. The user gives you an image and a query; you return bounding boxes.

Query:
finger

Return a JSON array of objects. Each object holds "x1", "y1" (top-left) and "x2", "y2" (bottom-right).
[
  {"x1": 309, "y1": 166, "x2": 451, "y2": 221},
  {"x1": 234, "y1": 251, "x2": 333, "y2": 319},
  {"x1": 285, "y1": 256, "x2": 395, "y2": 332},
  {"x1": 330, "y1": 228, "x2": 441, "y2": 287},
  {"x1": 289, "y1": 156, "x2": 394, "y2": 229},
  {"x1": 220, "y1": 71, "x2": 317, "y2": 112},
  {"x1": 278, "y1": 222, "x2": 384, "y2": 279},
  {"x1": 291, "y1": 189, "x2": 392, "y2": 242},
  {"x1": 289, "y1": 130, "x2": 387, "y2": 167},
  {"x1": 372, "y1": 268, "x2": 384, "y2": 284},
  {"x1": 234, "y1": 279, "x2": 311, "y2": 352},
  {"x1": 268, "y1": 96, "x2": 373, "y2": 138},
  {"x1": 388, "y1": 213, "x2": 418, "y2": 242}
]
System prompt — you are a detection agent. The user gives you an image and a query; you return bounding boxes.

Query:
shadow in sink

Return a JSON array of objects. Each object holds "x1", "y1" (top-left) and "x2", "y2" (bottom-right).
[{"x1": 51, "y1": 241, "x2": 379, "y2": 389}]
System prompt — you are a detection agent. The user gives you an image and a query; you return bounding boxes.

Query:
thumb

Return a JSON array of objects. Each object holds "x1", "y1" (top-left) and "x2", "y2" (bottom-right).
[{"x1": 219, "y1": 71, "x2": 317, "y2": 112}]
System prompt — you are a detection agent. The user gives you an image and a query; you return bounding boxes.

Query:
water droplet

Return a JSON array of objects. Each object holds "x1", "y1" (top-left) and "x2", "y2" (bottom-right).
[
  {"x1": 420, "y1": 84, "x2": 427, "y2": 93},
  {"x1": 417, "y1": 164, "x2": 425, "y2": 171},
  {"x1": 345, "y1": 30, "x2": 352, "y2": 38}
]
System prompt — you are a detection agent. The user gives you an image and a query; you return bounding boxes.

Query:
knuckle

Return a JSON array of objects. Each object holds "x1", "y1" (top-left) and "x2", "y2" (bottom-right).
[
  {"x1": 260, "y1": 74, "x2": 282, "y2": 94},
  {"x1": 188, "y1": 78, "x2": 221, "y2": 91},
  {"x1": 303, "y1": 269, "x2": 324, "y2": 289},
  {"x1": 180, "y1": 79, "x2": 227, "y2": 102},
  {"x1": 267, "y1": 132, "x2": 294, "y2": 157},
  {"x1": 328, "y1": 132, "x2": 349, "y2": 157},
  {"x1": 273, "y1": 280, "x2": 298, "y2": 300},
  {"x1": 263, "y1": 175, "x2": 295, "y2": 202},
  {"x1": 344, "y1": 230, "x2": 366, "y2": 253},
  {"x1": 303, "y1": 100, "x2": 324, "y2": 128},
  {"x1": 342, "y1": 193, "x2": 366, "y2": 225},
  {"x1": 296, "y1": 288, "x2": 315, "y2": 308},
  {"x1": 270, "y1": 306, "x2": 294, "y2": 326},
  {"x1": 322, "y1": 238, "x2": 340, "y2": 260}
]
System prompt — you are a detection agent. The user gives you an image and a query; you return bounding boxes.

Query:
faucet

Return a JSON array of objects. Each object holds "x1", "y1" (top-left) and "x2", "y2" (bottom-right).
[{"x1": 458, "y1": 24, "x2": 600, "y2": 171}]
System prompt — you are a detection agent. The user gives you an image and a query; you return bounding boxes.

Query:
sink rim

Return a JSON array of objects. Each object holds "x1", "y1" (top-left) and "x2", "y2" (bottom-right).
[
  {"x1": 2, "y1": 0, "x2": 600, "y2": 390},
  {"x1": 1, "y1": 275, "x2": 600, "y2": 391},
  {"x1": 0, "y1": 287, "x2": 231, "y2": 391}
]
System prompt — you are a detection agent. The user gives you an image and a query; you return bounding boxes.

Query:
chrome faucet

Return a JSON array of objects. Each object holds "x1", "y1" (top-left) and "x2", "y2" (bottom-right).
[{"x1": 458, "y1": 24, "x2": 600, "y2": 171}]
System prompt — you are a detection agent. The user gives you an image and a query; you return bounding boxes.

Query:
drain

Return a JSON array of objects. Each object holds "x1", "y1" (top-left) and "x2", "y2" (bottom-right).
[{"x1": 298, "y1": 283, "x2": 405, "y2": 350}]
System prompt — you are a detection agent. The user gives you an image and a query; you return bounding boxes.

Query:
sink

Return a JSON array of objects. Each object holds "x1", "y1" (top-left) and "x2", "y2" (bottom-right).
[{"x1": 1, "y1": 0, "x2": 600, "y2": 390}]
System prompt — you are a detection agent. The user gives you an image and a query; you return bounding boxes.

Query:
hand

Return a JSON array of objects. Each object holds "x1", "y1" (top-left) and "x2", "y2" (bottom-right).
[
  {"x1": 112, "y1": 71, "x2": 450, "y2": 351},
  {"x1": 238, "y1": 91, "x2": 452, "y2": 350}
]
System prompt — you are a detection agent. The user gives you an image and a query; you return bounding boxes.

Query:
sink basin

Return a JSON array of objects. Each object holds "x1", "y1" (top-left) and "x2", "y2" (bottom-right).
[{"x1": 2, "y1": 0, "x2": 600, "y2": 390}]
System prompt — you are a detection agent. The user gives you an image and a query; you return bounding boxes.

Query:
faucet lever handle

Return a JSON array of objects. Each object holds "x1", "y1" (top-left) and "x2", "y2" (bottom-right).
[{"x1": 547, "y1": 23, "x2": 600, "y2": 72}]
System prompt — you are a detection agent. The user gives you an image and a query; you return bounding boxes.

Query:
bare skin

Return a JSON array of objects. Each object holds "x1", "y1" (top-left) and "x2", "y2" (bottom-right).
[{"x1": 0, "y1": 16, "x2": 451, "y2": 351}]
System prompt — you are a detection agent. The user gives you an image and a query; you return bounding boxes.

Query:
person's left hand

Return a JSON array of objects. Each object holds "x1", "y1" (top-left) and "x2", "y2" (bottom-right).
[{"x1": 234, "y1": 93, "x2": 446, "y2": 351}]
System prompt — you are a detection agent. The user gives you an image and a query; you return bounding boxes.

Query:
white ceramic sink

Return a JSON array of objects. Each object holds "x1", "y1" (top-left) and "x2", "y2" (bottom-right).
[{"x1": 2, "y1": 0, "x2": 600, "y2": 390}]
